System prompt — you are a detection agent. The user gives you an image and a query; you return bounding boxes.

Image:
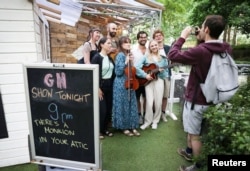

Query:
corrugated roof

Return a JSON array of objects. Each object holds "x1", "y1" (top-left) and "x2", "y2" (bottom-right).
[{"x1": 36, "y1": 0, "x2": 164, "y2": 27}]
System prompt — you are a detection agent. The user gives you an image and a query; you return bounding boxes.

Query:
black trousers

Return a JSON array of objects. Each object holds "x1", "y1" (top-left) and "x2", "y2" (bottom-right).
[{"x1": 99, "y1": 80, "x2": 113, "y2": 133}]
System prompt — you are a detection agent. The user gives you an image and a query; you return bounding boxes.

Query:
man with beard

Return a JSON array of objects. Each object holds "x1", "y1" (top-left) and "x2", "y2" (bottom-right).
[
  {"x1": 131, "y1": 31, "x2": 148, "y2": 125},
  {"x1": 106, "y1": 22, "x2": 118, "y2": 61},
  {"x1": 168, "y1": 15, "x2": 230, "y2": 171}
]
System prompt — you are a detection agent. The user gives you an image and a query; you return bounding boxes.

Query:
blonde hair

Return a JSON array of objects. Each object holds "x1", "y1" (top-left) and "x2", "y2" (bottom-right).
[{"x1": 147, "y1": 40, "x2": 161, "y2": 62}]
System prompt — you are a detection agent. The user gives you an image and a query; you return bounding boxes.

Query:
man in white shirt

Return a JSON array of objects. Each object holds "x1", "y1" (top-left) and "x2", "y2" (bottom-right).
[{"x1": 131, "y1": 31, "x2": 148, "y2": 124}]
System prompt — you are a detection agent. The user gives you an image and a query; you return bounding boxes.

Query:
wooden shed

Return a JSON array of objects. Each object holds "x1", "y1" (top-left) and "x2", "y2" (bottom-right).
[{"x1": 0, "y1": 0, "x2": 50, "y2": 167}]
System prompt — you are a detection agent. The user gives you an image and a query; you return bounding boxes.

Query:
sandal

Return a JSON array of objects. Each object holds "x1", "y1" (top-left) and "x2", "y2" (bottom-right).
[
  {"x1": 132, "y1": 129, "x2": 140, "y2": 136},
  {"x1": 104, "y1": 130, "x2": 114, "y2": 137},
  {"x1": 123, "y1": 130, "x2": 133, "y2": 137}
]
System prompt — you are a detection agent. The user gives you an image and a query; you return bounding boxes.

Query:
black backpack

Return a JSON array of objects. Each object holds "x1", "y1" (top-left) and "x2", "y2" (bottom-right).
[
  {"x1": 77, "y1": 42, "x2": 98, "y2": 64},
  {"x1": 77, "y1": 57, "x2": 85, "y2": 64}
]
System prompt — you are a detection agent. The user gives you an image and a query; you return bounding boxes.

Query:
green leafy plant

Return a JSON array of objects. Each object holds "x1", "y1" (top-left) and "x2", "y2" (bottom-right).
[{"x1": 198, "y1": 80, "x2": 250, "y2": 170}]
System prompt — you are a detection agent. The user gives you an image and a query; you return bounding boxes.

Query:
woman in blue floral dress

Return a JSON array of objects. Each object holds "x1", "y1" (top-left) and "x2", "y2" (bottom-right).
[{"x1": 112, "y1": 36, "x2": 140, "y2": 137}]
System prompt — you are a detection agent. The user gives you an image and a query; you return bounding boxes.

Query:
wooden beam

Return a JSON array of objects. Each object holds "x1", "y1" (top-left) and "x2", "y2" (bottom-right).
[
  {"x1": 113, "y1": 0, "x2": 135, "y2": 6},
  {"x1": 81, "y1": 15, "x2": 108, "y2": 24},
  {"x1": 135, "y1": 0, "x2": 165, "y2": 10},
  {"x1": 45, "y1": 16, "x2": 61, "y2": 24},
  {"x1": 37, "y1": 3, "x2": 61, "y2": 14},
  {"x1": 47, "y1": 0, "x2": 60, "y2": 5},
  {"x1": 42, "y1": 10, "x2": 61, "y2": 20},
  {"x1": 80, "y1": 14, "x2": 128, "y2": 26},
  {"x1": 100, "y1": 0, "x2": 113, "y2": 3}
]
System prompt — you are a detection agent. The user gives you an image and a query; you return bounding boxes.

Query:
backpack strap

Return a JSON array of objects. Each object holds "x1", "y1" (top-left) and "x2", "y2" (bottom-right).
[
  {"x1": 88, "y1": 42, "x2": 93, "y2": 49},
  {"x1": 87, "y1": 42, "x2": 98, "y2": 50},
  {"x1": 191, "y1": 68, "x2": 202, "y2": 110},
  {"x1": 191, "y1": 71, "x2": 200, "y2": 110}
]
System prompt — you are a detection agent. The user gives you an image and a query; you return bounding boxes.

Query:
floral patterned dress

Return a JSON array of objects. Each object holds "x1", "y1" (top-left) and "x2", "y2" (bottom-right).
[{"x1": 112, "y1": 52, "x2": 139, "y2": 130}]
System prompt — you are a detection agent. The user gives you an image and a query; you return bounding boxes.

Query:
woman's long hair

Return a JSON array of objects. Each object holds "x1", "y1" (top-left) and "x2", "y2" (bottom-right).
[{"x1": 118, "y1": 36, "x2": 131, "y2": 56}]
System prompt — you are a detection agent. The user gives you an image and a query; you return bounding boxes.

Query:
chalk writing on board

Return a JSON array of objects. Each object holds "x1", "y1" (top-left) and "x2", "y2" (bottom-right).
[
  {"x1": 33, "y1": 102, "x2": 89, "y2": 150},
  {"x1": 31, "y1": 88, "x2": 91, "y2": 102},
  {"x1": 27, "y1": 67, "x2": 96, "y2": 163},
  {"x1": 44, "y1": 72, "x2": 67, "y2": 89}
]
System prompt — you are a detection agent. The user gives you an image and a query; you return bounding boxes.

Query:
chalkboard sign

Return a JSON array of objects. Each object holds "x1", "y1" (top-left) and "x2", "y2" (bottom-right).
[{"x1": 24, "y1": 63, "x2": 100, "y2": 170}]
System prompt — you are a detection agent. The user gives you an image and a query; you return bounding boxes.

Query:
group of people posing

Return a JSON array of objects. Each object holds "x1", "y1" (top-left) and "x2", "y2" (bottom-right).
[
  {"x1": 80, "y1": 14, "x2": 232, "y2": 171},
  {"x1": 80, "y1": 22, "x2": 175, "y2": 139}
]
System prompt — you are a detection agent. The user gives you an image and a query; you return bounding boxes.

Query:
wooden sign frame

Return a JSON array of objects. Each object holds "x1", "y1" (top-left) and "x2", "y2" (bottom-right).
[{"x1": 23, "y1": 63, "x2": 100, "y2": 170}]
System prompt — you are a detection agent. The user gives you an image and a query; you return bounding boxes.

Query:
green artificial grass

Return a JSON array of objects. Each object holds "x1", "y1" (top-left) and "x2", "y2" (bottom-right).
[
  {"x1": 101, "y1": 104, "x2": 190, "y2": 171},
  {"x1": 0, "y1": 104, "x2": 190, "y2": 171},
  {"x1": 0, "y1": 163, "x2": 38, "y2": 171}
]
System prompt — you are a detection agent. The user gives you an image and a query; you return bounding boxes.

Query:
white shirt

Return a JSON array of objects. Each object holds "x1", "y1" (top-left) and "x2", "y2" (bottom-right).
[
  {"x1": 131, "y1": 44, "x2": 148, "y2": 65},
  {"x1": 159, "y1": 48, "x2": 167, "y2": 57}
]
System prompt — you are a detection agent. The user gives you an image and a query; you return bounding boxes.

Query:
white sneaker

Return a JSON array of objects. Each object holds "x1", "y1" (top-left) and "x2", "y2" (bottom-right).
[
  {"x1": 151, "y1": 123, "x2": 158, "y2": 129},
  {"x1": 161, "y1": 115, "x2": 168, "y2": 122},
  {"x1": 179, "y1": 164, "x2": 198, "y2": 171},
  {"x1": 169, "y1": 112, "x2": 178, "y2": 120},
  {"x1": 140, "y1": 124, "x2": 148, "y2": 130},
  {"x1": 165, "y1": 110, "x2": 170, "y2": 115},
  {"x1": 166, "y1": 110, "x2": 178, "y2": 120}
]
